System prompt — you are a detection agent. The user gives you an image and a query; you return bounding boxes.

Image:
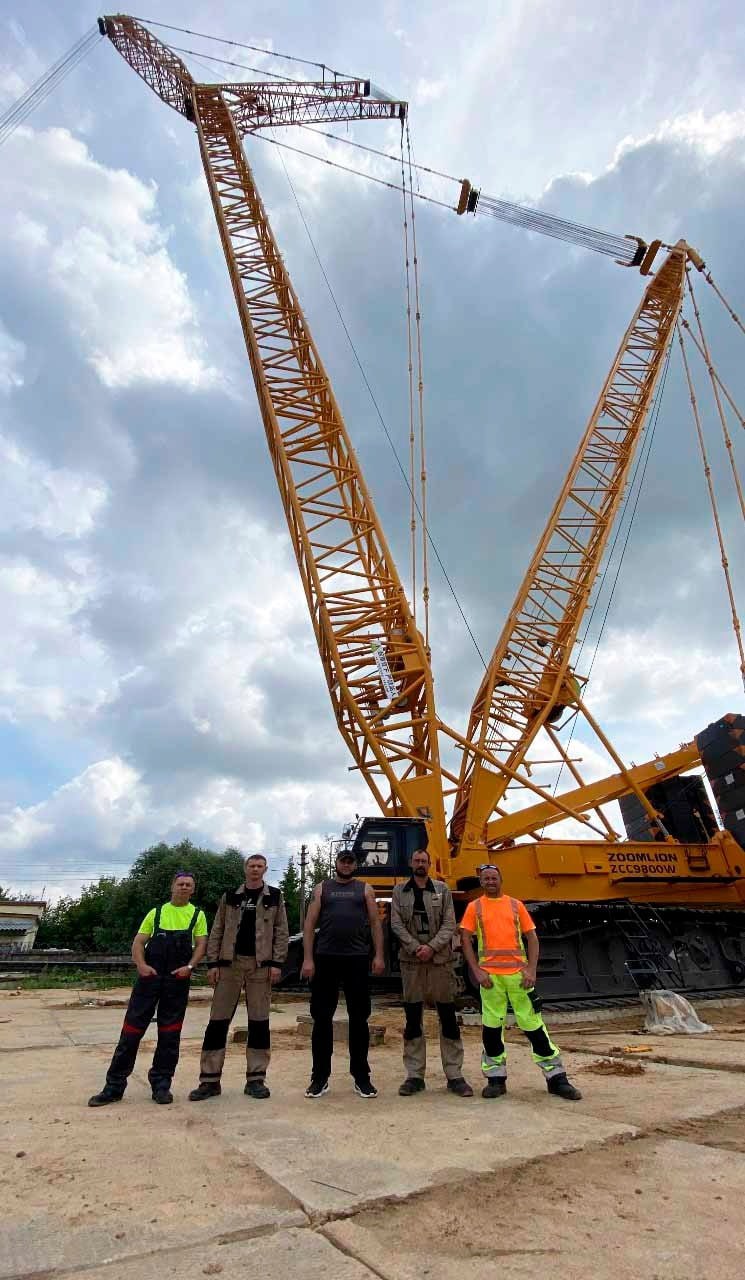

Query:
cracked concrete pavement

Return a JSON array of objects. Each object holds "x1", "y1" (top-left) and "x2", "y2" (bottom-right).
[{"x1": 2, "y1": 989, "x2": 745, "y2": 1278}]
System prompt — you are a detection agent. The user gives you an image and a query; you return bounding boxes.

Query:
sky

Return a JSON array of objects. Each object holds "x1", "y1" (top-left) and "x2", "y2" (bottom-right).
[{"x1": 1, "y1": 0, "x2": 744, "y2": 900}]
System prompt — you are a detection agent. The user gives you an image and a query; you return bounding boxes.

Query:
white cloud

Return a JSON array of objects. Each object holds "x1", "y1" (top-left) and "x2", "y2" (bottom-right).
[
  {"x1": 615, "y1": 109, "x2": 745, "y2": 163},
  {"x1": 0, "y1": 322, "x2": 25, "y2": 391},
  {"x1": 1, "y1": 126, "x2": 214, "y2": 390},
  {"x1": 0, "y1": 434, "x2": 107, "y2": 537}
]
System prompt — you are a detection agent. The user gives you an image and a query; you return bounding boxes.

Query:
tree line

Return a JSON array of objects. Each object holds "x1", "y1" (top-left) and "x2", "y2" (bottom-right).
[{"x1": 33, "y1": 840, "x2": 332, "y2": 952}]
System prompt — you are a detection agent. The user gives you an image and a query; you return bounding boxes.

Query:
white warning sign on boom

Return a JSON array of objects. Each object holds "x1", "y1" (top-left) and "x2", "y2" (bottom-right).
[{"x1": 370, "y1": 639, "x2": 398, "y2": 703}]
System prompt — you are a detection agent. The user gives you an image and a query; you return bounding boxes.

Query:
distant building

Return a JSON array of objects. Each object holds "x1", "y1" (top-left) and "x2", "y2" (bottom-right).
[{"x1": 0, "y1": 901, "x2": 46, "y2": 951}]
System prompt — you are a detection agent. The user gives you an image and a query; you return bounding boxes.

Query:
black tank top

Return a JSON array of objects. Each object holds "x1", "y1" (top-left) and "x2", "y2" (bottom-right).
[{"x1": 315, "y1": 878, "x2": 370, "y2": 956}]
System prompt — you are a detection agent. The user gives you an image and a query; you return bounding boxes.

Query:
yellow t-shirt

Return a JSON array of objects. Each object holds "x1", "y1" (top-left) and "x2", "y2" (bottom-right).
[{"x1": 138, "y1": 903, "x2": 208, "y2": 937}]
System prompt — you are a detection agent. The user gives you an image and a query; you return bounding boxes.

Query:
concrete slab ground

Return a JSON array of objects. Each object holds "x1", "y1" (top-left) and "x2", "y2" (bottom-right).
[
  {"x1": 560, "y1": 1025, "x2": 745, "y2": 1073},
  {"x1": 324, "y1": 1135, "x2": 745, "y2": 1279},
  {"x1": 3, "y1": 990, "x2": 745, "y2": 1280}
]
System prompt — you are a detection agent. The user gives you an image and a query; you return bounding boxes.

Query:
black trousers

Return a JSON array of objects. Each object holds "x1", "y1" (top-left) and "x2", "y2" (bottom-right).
[
  {"x1": 106, "y1": 974, "x2": 191, "y2": 1094},
  {"x1": 310, "y1": 954, "x2": 371, "y2": 1084}
]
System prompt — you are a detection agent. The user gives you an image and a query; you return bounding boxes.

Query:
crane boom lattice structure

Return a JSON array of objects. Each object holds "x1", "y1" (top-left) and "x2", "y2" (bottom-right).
[
  {"x1": 103, "y1": 13, "x2": 449, "y2": 862},
  {"x1": 451, "y1": 247, "x2": 688, "y2": 852}
]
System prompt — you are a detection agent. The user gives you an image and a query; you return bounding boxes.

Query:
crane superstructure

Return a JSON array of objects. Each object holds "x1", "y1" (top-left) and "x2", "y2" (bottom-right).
[{"x1": 101, "y1": 16, "x2": 745, "y2": 996}]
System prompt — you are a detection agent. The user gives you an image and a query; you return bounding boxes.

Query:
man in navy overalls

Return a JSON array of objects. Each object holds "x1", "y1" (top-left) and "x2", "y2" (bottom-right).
[{"x1": 88, "y1": 871, "x2": 207, "y2": 1106}]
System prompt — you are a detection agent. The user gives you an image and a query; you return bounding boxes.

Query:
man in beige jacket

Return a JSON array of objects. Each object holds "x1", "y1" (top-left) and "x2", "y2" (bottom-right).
[
  {"x1": 189, "y1": 854, "x2": 289, "y2": 1101},
  {"x1": 391, "y1": 848, "x2": 472, "y2": 1097}
]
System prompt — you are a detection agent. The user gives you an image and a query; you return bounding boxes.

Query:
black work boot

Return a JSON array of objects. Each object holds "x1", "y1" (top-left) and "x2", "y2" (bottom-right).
[
  {"x1": 547, "y1": 1072, "x2": 582, "y2": 1101},
  {"x1": 447, "y1": 1077, "x2": 474, "y2": 1098},
  {"x1": 188, "y1": 1082, "x2": 221, "y2": 1102},
  {"x1": 88, "y1": 1086, "x2": 123, "y2": 1108},
  {"x1": 244, "y1": 1080, "x2": 271, "y2": 1099},
  {"x1": 152, "y1": 1088, "x2": 173, "y2": 1105},
  {"x1": 481, "y1": 1077, "x2": 507, "y2": 1099},
  {"x1": 398, "y1": 1077, "x2": 426, "y2": 1096}
]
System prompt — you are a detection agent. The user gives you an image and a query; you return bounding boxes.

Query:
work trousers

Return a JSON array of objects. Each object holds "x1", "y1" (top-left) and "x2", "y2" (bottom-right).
[
  {"x1": 400, "y1": 960, "x2": 463, "y2": 1081},
  {"x1": 310, "y1": 954, "x2": 371, "y2": 1084},
  {"x1": 106, "y1": 974, "x2": 191, "y2": 1095},
  {"x1": 199, "y1": 956, "x2": 272, "y2": 1084},
  {"x1": 479, "y1": 971, "x2": 564, "y2": 1080}
]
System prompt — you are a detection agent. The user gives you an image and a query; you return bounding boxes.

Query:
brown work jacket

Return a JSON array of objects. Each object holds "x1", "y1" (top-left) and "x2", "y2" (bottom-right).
[
  {"x1": 206, "y1": 883, "x2": 289, "y2": 970},
  {"x1": 390, "y1": 877, "x2": 456, "y2": 965}
]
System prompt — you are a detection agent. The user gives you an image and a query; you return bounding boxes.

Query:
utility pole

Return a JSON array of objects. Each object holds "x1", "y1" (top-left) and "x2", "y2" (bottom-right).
[{"x1": 299, "y1": 843, "x2": 308, "y2": 929}]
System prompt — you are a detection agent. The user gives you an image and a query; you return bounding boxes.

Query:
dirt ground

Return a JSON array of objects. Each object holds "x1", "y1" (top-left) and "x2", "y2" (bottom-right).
[{"x1": 2, "y1": 987, "x2": 745, "y2": 1279}]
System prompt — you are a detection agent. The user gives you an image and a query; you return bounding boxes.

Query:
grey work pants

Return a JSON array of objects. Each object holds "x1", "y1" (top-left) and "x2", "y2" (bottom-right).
[
  {"x1": 400, "y1": 960, "x2": 463, "y2": 1081},
  {"x1": 199, "y1": 956, "x2": 272, "y2": 1084}
]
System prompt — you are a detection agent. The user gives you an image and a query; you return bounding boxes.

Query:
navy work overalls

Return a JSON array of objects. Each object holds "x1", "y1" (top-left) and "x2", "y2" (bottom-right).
[{"x1": 106, "y1": 905, "x2": 198, "y2": 1096}]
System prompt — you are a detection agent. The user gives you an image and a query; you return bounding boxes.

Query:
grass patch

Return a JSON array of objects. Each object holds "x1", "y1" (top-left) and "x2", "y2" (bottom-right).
[{"x1": 4, "y1": 969, "x2": 210, "y2": 991}]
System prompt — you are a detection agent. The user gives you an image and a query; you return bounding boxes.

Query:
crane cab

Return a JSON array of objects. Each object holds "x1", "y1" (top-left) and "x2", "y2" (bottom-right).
[{"x1": 341, "y1": 816, "x2": 430, "y2": 885}]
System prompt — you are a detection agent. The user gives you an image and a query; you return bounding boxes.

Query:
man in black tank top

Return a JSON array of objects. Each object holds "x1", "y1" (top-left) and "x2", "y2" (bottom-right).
[{"x1": 301, "y1": 850, "x2": 384, "y2": 1098}]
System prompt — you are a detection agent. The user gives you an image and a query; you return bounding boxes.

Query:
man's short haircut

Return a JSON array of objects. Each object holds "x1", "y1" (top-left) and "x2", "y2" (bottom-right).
[
  {"x1": 245, "y1": 853, "x2": 268, "y2": 865},
  {"x1": 411, "y1": 847, "x2": 430, "y2": 861},
  {"x1": 172, "y1": 869, "x2": 196, "y2": 884}
]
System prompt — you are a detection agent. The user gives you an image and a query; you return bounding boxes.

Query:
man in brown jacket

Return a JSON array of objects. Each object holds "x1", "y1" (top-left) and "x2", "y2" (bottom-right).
[
  {"x1": 390, "y1": 848, "x2": 473, "y2": 1097},
  {"x1": 189, "y1": 854, "x2": 289, "y2": 1101}
]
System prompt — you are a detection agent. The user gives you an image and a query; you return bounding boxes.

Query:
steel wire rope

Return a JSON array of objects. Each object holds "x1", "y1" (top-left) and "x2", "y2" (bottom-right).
[
  {"x1": 398, "y1": 125, "x2": 418, "y2": 627},
  {"x1": 263, "y1": 129, "x2": 487, "y2": 667},
  {"x1": 677, "y1": 324, "x2": 745, "y2": 691},
  {"x1": 686, "y1": 270, "x2": 745, "y2": 524},
  {"x1": 0, "y1": 27, "x2": 101, "y2": 148},
  {"x1": 405, "y1": 118, "x2": 431, "y2": 646},
  {"x1": 705, "y1": 272, "x2": 745, "y2": 343},
  {"x1": 166, "y1": 41, "x2": 639, "y2": 264},
  {"x1": 537, "y1": 339, "x2": 675, "y2": 834},
  {"x1": 168, "y1": 43, "x2": 301, "y2": 83},
  {"x1": 133, "y1": 15, "x2": 356, "y2": 80}
]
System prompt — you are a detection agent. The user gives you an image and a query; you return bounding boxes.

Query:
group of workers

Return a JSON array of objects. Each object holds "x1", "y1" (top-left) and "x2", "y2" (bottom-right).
[{"x1": 88, "y1": 847, "x2": 581, "y2": 1107}]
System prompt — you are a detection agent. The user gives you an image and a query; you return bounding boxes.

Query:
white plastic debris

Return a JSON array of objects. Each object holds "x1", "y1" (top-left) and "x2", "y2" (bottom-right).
[{"x1": 640, "y1": 989, "x2": 712, "y2": 1035}]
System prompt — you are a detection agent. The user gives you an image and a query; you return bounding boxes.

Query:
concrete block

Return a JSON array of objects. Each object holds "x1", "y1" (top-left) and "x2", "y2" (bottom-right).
[{"x1": 295, "y1": 1014, "x2": 386, "y2": 1045}]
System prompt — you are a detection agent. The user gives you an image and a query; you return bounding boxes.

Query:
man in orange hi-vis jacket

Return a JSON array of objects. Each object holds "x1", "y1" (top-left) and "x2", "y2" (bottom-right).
[{"x1": 460, "y1": 864, "x2": 582, "y2": 1101}]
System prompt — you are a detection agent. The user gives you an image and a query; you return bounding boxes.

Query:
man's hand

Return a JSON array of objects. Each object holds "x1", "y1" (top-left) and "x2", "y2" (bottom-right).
[
  {"x1": 207, "y1": 967, "x2": 220, "y2": 988},
  {"x1": 171, "y1": 965, "x2": 192, "y2": 979},
  {"x1": 415, "y1": 944, "x2": 434, "y2": 963},
  {"x1": 472, "y1": 966, "x2": 493, "y2": 989},
  {"x1": 520, "y1": 967, "x2": 537, "y2": 990},
  {"x1": 137, "y1": 963, "x2": 158, "y2": 979},
  {"x1": 270, "y1": 966, "x2": 282, "y2": 984},
  {"x1": 372, "y1": 954, "x2": 385, "y2": 977},
  {"x1": 301, "y1": 958, "x2": 315, "y2": 981}
]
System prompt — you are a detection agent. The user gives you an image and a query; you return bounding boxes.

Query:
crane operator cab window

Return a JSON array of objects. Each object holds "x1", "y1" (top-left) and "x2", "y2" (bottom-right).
[{"x1": 357, "y1": 832, "x2": 394, "y2": 868}]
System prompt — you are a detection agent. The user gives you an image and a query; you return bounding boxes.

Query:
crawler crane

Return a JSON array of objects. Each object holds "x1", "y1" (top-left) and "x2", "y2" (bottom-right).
[{"x1": 101, "y1": 16, "x2": 745, "y2": 999}]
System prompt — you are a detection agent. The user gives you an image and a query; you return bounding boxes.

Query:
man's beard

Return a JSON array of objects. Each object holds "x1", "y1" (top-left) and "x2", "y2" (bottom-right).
[{"x1": 336, "y1": 866, "x2": 355, "y2": 880}]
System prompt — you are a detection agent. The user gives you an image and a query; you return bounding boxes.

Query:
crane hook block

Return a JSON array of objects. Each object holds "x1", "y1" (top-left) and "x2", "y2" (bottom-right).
[{"x1": 97, "y1": 16, "x2": 108, "y2": 36}]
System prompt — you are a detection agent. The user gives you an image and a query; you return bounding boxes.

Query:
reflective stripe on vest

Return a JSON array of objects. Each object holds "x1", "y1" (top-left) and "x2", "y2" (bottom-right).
[{"x1": 475, "y1": 896, "x2": 526, "y2": 971}]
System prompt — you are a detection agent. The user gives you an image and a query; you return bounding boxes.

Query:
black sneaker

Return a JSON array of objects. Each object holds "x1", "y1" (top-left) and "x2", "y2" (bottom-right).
[
  {"x1": 547, "y1": 1073, "x2": 582, "y2": 1101},
  {"x1": 398, "y1": 1077, "x2": 426, "y2": 1096},
  {"x1": 481, "y1": 1077, "x2": 507, "y2": 1099},
  {"x1": 304, "y1": 1078, "x2": 330, "y2": 1099},
  {"x1": 447, "y1": 1077, "x2": 474, "y2": 1098},
  {"x1": 87, "y1": 1087, "x2": 123, "y2": 1108},
  {"x1": 188, "y1": 1082, "x2": 222, "y2": 1102},
  {"x1": 354, "y1": 1079, "x2": 378, "y2": 1099},
  {"x1": 244, "y1": 1080, "x2": 270, "y2": 1099},
  {"x1": 152, "y1": 1089, "x2": 173, "y2": 1105}
]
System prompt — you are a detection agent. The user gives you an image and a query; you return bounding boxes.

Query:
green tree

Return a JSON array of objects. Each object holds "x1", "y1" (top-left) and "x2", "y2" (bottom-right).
[
  {"x1": 279, "y1": 858, "x2": 301, "y2": 934},
  {"x1": 35, "y1": 841, "x2": 245, "y2": 952}
]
